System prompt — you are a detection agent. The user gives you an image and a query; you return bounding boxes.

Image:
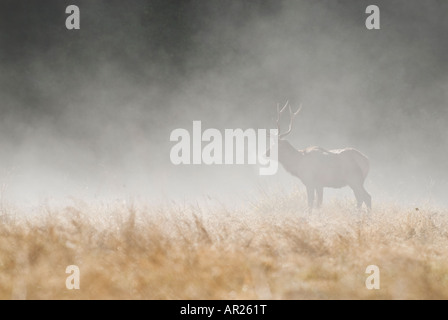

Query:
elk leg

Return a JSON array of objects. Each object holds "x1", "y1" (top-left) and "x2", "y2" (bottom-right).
[
  {"x1": 316, "y1": 187, "x2": 323, "y2": 208},
  {"x1": 306, "y1": 186, "x2": 315, "y2": 210},
  {"x1": 362, "y1": 186, "x2": 372, "y2": 210},
  {"x1": 352, "y1": 188, "x2": 363, "y2": 209}
]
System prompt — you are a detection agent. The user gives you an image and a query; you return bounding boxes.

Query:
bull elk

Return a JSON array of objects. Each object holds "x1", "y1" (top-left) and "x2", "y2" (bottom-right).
[{"x1": 268, "y1": 102, "x2": 371, "y2": 210}]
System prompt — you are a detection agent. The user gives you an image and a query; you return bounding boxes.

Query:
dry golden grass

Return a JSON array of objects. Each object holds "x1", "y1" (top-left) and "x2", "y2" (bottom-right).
[{"x1": 1, "y1": 190, "x2": 448, "y2": 300}]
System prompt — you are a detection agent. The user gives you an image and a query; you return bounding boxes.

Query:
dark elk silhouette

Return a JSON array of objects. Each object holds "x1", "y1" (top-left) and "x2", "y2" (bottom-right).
[{"x1": 267, "y1": 102, "x2": 371, "y2": 210}]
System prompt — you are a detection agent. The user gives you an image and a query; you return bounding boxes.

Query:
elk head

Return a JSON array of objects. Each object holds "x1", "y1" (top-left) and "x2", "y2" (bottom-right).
[{"x1": 266, "y1": 101, "x2": 302, "y2": 158}]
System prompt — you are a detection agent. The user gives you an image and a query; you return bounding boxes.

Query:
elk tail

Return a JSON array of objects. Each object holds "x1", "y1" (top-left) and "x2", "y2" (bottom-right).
[{"x1": 353, "y1": 151, "x2": 370, "y2": 181}]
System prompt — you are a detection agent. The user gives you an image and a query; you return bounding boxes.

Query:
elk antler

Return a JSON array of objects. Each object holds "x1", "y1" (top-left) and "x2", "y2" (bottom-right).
[
  {"x1": 278, "y1": 102, "x2": 302, "y2": 139},
  {"x1": 275, "y1": 101, "x2": 289, "y2": 134}
]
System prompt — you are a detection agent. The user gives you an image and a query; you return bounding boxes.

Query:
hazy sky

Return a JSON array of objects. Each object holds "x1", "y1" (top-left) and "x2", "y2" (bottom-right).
[{"x1": 0, "y1": 0, "x2": 447, "y2": 207}]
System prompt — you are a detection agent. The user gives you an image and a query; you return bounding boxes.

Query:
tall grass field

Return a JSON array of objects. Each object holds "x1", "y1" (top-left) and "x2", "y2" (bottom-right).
[{"x1": 0, "y1": 190, "x2": 447, "y2": 300}]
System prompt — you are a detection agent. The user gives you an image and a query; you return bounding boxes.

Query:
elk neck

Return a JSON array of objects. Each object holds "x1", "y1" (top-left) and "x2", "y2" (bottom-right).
[{"x1": 277, "y1": 139, "x2": 304, "y2": 177}]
